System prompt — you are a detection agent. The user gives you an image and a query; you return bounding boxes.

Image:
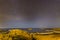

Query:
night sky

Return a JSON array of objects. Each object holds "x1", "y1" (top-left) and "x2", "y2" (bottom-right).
[{"x1": 0, "y1": 0, "x2": 60, "y2": 28}]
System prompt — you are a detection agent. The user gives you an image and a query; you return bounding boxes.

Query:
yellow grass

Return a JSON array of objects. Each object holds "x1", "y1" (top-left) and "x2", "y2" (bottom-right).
[{"x1": 0, "y1": 29, "x2": 60, "y2": 40}]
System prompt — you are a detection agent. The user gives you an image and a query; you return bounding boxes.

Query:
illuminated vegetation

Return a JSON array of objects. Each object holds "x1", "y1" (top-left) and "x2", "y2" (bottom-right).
[{"x1": 0, "y1": 28, "x2": 60, "y2": 40}]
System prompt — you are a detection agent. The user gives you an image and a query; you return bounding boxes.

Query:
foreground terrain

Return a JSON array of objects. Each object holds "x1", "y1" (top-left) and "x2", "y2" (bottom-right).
[{"x1": 0, "y1": 28, "x2": 60, "y2": 40}]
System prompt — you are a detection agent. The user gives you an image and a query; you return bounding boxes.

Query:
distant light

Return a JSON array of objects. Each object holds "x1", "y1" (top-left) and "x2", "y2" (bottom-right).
[{"x1": 28, "y1": 28, "x2": 32, "y2": 30}]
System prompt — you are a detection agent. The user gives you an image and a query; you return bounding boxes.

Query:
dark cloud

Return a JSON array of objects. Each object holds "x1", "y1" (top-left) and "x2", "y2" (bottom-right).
[{"x1": 0, "y1": 0, "x2": 60, "y2": 28}]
